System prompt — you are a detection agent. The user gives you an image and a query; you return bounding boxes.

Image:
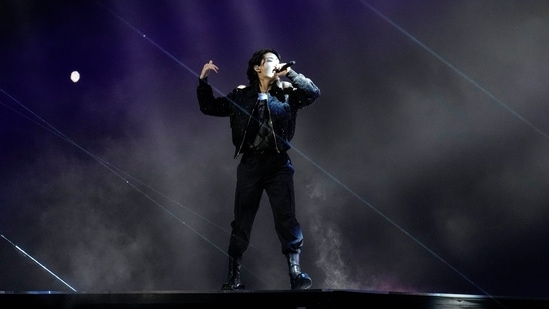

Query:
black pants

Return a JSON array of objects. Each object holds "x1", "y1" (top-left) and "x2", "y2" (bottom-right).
[{"x1": 228, "y1": 151, "x2": 304, "y2": 259}]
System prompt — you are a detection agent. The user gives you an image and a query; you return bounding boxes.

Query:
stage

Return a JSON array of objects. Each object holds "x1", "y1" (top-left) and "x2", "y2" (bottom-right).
[{"x1": 2, "y1": 289, "x2": 549, "y2": 308}]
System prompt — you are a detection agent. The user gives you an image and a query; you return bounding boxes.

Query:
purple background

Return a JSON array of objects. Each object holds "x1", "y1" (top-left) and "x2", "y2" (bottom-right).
[{"x1": 1, "y1": 0, "x2": 549, "y2": 298}]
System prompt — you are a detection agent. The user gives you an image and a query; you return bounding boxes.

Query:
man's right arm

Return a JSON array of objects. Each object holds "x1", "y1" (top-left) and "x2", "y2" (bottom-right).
[{"x1": 197, "y1": 77, "x2": 231, "y2": 117}]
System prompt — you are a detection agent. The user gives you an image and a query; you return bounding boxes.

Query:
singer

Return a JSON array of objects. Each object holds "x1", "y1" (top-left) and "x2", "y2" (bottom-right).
[{"x1": 197, "y1": 48, "x2": 320, "y2": 290}]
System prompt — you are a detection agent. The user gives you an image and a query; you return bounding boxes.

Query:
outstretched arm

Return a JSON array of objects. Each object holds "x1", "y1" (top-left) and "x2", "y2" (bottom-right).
[{"x1": 197, "y1": 60, "x2": 231, "y2": 116}]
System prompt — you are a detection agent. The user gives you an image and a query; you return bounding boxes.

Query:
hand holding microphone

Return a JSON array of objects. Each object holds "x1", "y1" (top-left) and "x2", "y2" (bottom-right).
[{"x1": 274, "y1": 61, "x2": 296, "y2": 73}]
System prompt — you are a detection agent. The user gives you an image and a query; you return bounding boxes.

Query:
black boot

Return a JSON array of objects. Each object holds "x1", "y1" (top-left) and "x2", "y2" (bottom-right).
[
  {"x1": 286, "y1": 252, "x2": 312, "y2": 290},
  {"x1": 221, "y1": 256, "x2": 245, "y2": 290}
]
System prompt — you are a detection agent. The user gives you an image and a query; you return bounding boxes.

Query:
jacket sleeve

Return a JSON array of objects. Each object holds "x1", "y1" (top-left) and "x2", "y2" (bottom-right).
[
  {"x1": 285, "y1": 70, "x2": 321, "y2": 108},
  {"x1": 197, "y1": 78, "x2": 232, "y2": 117}
]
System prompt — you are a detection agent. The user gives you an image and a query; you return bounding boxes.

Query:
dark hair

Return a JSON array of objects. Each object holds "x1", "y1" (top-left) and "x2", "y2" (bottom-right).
[{"x1": 246, "y1": 48, "x2": 281, "y2": 86}]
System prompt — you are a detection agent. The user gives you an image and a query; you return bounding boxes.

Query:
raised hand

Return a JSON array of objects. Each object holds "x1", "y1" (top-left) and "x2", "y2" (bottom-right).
[{"x1": 200, "y1": 60, "x2": 219, "y2": 79}]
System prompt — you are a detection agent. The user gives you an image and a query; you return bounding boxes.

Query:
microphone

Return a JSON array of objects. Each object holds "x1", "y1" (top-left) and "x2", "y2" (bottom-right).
[{"x1": 275, "y1": 61, "x2": 296, "y2": 73}]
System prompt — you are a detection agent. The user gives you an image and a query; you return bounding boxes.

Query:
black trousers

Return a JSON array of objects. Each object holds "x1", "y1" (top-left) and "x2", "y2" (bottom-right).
[{"x1": 228, "y1": 151, "x2": 304, "y2": 259}]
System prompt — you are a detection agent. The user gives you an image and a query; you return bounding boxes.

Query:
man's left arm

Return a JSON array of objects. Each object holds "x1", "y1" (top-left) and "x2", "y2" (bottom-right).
[{"x1": 285, "y1": 70, "x2": 321, "y2": 108}]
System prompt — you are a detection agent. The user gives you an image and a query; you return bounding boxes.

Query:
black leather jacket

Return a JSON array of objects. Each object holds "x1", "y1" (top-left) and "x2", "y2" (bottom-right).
[{"x1": 197, "y1": 70, "x2": 320, "y2": 158}]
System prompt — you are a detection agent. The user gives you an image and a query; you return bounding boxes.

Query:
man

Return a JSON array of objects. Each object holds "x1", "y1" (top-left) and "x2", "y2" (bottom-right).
[{"x1": 196, "y1": 48, "x2": 320, "y2": 290}]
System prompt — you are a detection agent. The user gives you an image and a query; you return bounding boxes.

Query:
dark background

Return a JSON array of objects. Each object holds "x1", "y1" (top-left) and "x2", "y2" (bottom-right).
[{"x1": 1, "y1": 0, "x2": 548, "y2": 298}]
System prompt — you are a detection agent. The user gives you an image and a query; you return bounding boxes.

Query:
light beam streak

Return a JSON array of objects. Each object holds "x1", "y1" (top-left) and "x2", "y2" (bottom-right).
[
  {"x1": 360, "y1": 0, "x2": 549, "y2": 141},
  {"x1": 1, "y1": 234, "x2": 78, "y2": 292}
]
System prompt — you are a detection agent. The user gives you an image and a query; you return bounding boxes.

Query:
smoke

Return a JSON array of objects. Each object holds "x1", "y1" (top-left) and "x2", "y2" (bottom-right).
[
  {"x1": 311, "y1": 218, "x2": 358, "y2": 289},
  {"x1": 2, "y1": 0, "x2": 549, "y2": 298}
]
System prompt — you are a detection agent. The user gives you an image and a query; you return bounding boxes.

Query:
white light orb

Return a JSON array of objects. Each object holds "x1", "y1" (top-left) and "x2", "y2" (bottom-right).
[{"x1": 70, "y1": 71, "x2": 80, "y2": 83}]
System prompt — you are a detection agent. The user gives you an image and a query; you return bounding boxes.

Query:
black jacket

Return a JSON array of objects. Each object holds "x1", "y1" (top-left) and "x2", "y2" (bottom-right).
[{"x1": 197, "y1": 70, "x2": 320, "y2": 158}]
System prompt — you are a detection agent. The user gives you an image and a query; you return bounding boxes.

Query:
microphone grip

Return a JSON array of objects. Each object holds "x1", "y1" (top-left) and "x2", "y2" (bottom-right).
[{"x1": 276, "y1": 60, "x2": 296, "y2": 72}]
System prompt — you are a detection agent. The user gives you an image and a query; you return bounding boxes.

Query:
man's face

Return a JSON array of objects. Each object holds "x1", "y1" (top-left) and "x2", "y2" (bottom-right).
[{"x1": 257, "y1": 52, "x2": 280, "y2": 79}]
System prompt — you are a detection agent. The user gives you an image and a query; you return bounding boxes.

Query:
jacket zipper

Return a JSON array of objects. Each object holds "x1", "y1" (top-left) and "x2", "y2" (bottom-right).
[
  {"x1": 235, "y1": 101, "x2": 258, "y2": 158},
  {"x1": 265, "y1": 99, "x2": 280, "y2": 154}
]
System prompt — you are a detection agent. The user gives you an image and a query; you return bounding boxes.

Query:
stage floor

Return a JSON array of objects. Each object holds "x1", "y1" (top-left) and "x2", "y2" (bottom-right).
[{"x1": 1, "y1": 289, "x2": 549, "y2": 308}]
